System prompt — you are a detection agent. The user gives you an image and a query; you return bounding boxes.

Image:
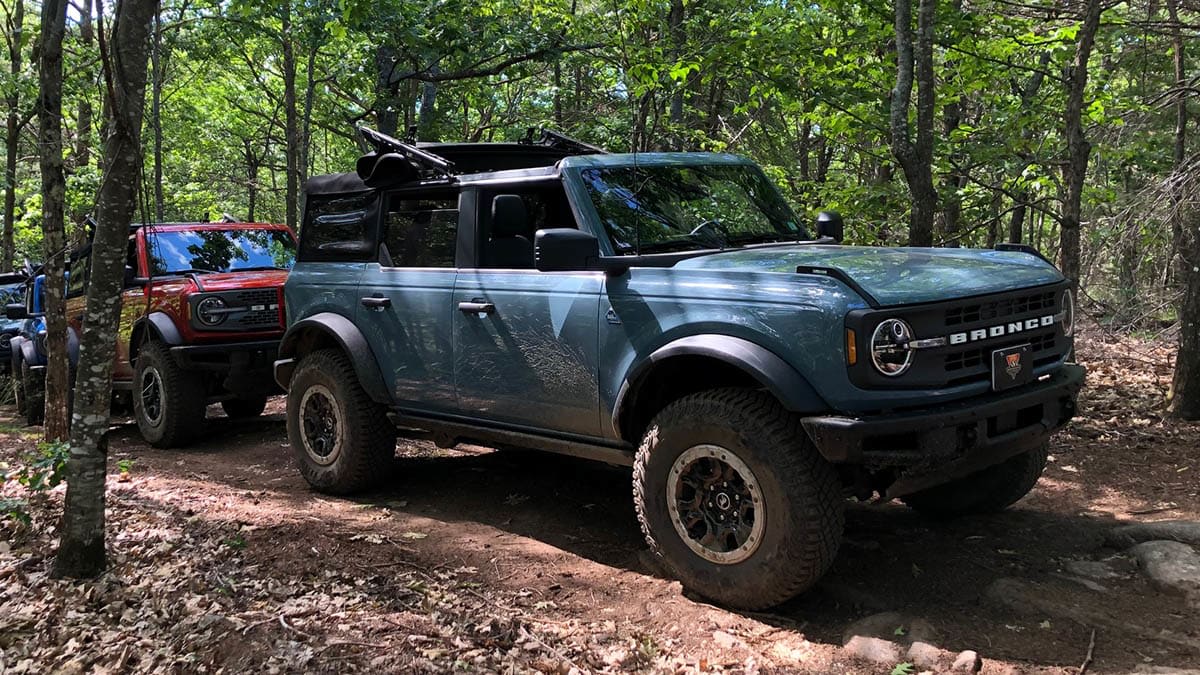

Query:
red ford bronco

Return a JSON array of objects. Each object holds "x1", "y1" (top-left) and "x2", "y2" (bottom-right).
[{"x1": 64, "y1": 221, "x2": 297, "y2": 446}]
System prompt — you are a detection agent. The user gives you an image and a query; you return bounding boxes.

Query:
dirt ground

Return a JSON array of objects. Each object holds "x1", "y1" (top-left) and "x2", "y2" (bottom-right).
[{"x1": 1, "y1": 324, "x2": 1199, "y2": 674}]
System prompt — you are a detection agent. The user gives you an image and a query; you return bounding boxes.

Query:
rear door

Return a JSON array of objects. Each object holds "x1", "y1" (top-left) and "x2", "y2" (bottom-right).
[
  {"x1": 355, "y1": 187, "x2": 461, "y2": 411},
  {"x1": 452, "y1": 182, "x2": 603, "y2": 437}
]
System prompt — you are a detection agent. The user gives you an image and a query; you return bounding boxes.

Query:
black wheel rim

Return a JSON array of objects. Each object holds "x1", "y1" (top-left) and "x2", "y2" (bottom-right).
[
  {"x1": 139, "y1": 367, "x2": 164, "y2": 426},
  {"x1": 667, "y1": 444, "x2": 764, "y2": 564},
  {"x1": 299, "y1": 385, "x2": 341, "y2": 466}
]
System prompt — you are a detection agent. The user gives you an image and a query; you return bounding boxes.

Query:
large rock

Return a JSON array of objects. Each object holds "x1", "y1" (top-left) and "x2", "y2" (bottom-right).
[
  {"x1": 1107, "y1": 521, "x2": 1200, "y2": 549},
  {"x1": 1130, "y1": 540, "x2": 1200, "y2": 602}
]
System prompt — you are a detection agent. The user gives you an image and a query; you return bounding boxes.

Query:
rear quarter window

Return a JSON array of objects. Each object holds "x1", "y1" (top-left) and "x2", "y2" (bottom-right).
[{"x1": 299, "y1": 191, "x2": 380, "y2": 263}]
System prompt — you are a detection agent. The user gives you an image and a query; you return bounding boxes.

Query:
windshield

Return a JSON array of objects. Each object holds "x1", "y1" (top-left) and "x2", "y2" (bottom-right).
[
  {"x1": 147, "y1": 229, "x2": 297, "y2": 275},
  {"x1": 579, "y1": 164, "x2": 807, "y2": 255}
]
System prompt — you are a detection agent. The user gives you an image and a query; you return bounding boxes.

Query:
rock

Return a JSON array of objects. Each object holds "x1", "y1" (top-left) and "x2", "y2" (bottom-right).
[
  {"x1": 1130, "y1": 540, "x2": 1200, "y2": 601},
  {"x1": 841, "y1": 611, "x2": 938, "y2": 647},
  {"x1": 1107, "y1": 521, "x2": 1200, "y2": 549},
  {"x1": 843, "y1": 636, "x2": 902, "y2": 664},
  {"x1": 905, "y1": 641, "x2": 945, "y2": 669},
  {"x1": 952, "y1": 650, "x2": 983, "y2": 673}
]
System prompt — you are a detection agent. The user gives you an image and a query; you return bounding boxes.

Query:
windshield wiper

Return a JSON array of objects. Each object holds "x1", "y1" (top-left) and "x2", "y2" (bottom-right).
[
  {"x1": 162, "y1": 268, "x2": 218, "y2": 275},
  {"x1": 231, "y1": 265, "x2": 289, "y2": 272}
]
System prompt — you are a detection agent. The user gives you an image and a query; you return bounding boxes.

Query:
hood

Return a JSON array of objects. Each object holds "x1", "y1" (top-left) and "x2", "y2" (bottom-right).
[
  {"x1": 673, "y1": 245, "x2": 1064, "y2": 306},
  {"x1": 153, "y1": 269, "x2": 289, "y2": 293}
]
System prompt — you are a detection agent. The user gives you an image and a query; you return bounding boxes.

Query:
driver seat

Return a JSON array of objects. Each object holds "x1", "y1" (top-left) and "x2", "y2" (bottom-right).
[{"x1": 488, "y1": 195, "x2": 534, "y2": 268}]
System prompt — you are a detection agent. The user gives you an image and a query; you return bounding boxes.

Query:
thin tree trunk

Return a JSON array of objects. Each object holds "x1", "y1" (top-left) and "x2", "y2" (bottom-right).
[
  {"x1": 1167, "y1": 0, "x2": 1187, "y2": 284},
  {"x1": 37, "y1": 0, "x2": 71, "y2": 443},
  {"x1": 150, "y1": 6, "x2": 164, "y2": 221},
  {"x1": 416, "y1": 65, "x2": 439, "y2": 140},
  {"x1": 1060, "y1": 0, "x2": 1104, "y2": 286},
  {"x1": 54, "y1": 0, "x2": 159, "y2": 579},
  {"x1": 889, "y1": 0, "x2": 938, "y2": 247},
  {"x1": 3, "y1": 0, "x2": 26, "y2": 272},
  {"x1": 299, "y1": 43, "x2": 318, "y2": 186},
  {"x1": 1170, "y1": 203, "x2": 1200, "y2": 419},
  {"x1": 281, "y1": 2, "x2": 298, "y2": 229},
  {"x1": 74, "y1": 0, "x2": 94, "y2": 181}
]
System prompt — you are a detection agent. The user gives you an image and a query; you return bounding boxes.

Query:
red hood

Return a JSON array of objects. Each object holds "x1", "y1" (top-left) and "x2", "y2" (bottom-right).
[{"x1": 148, "y1": 269, "x2": 288, "y2": 293}]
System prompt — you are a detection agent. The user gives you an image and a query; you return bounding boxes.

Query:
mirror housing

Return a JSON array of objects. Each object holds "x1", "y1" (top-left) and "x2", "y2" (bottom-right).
[
  {"x1": 535, "y1": 228, "x2": 600, "y2": 272},
  {"x1": 6, "y1": 303, "x2": 27, "y2": 320},
  {"x1": 816, "y1": 211, "x2": 844, "y2": 243}
]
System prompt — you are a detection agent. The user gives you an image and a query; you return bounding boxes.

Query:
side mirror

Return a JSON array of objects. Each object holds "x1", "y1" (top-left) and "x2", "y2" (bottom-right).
[
  {"x1": 6, "y1": 303, "x2": 27, "y2": 320},
  {"x1": 535, "y1": 228, "x2": 600, "y2": 272},
  {"x1": 124, "y1": 265, "x2": 138, "y2": 287},
  {"x1": 816, "y1": 211, "x2": 844, "y2": 243}
]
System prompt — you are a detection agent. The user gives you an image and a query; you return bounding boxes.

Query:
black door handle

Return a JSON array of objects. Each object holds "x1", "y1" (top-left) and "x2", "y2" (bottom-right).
[
  {"x1": 457, "y1": 301, "x2": 495, "y2": 314},
  {"x1": 361, "y1": 296, "x2": 391, "y2": 309}
]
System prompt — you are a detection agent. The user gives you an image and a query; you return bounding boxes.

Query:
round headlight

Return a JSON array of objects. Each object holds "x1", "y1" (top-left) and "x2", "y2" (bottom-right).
[
  {"x1": 870, "y1": 318, "x2": 914, "y2": 377},
  {"x1": 196, "y1": 296, "x2": 227, "y2": 326},
  {"x1": 1061, "y1": 289, "x2": 1075, "y2": 337}
]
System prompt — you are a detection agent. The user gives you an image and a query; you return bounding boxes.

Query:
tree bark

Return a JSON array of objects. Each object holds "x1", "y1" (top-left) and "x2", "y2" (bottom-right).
[
  {"x1": 54, "y1": 0, "x2": 159, "y2": 579},
  {"x1": 1009, "y1": 52, "x2": 1052, "y2": 244},
  {"x1": 3, "y1": 0, "x2": 26, "y2": 272},
  {"x1": 890, "y1": 0, "x2": 938, "y2": 247},
  {"x1": 37, "y1": 0, "x2": 71, "y2": 443},
  {"x1": 1170, "y1": 204, "x2": 1200, "y2": 419},
  {"x1": 1059, "y1": 0, "x2": 1104, "y2": 286},
  {"x1": 150, "y1": 6, "x2": 164, "y2": 221}
]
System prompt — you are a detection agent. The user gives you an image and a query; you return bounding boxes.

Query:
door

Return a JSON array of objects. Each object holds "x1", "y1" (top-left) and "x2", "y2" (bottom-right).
[
  {"x1": 356, "y1": 190, "x2": 460, "y2": 411},
  {"x1": 453, "y1": 185, "x2": 603, "y2": 437}
]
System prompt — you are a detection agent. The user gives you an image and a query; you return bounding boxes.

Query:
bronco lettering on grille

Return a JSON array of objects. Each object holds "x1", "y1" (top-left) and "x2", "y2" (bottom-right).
[{"x1": 948, "y1": 314, "x2": 1055, "y2": 345}]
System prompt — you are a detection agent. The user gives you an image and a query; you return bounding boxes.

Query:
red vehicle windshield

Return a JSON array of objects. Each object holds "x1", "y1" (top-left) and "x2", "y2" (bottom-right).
[{"x1": 147, "y1": 228, "x2": 297, "y2": 275}]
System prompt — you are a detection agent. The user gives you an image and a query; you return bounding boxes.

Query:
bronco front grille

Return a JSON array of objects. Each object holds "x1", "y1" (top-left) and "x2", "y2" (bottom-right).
[
  {"x1": 189, "y1": 288, "x2": 283, "y2": 332},
  {"x1": 846, "y1": 282, "x2": 1070, "y2": 390}
]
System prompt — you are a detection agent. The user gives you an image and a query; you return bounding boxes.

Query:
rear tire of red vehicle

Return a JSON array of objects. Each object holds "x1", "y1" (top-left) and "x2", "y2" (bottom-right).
[
  {"x1": 286, "y1": 348, "x2": 396, "y2": 495},
  {"x1": 20, "y1": 360, "x2": 43, "y2": 426},
  {"x1": 133, "y1": 341, "x2": 206, "y2": 448},
  {"x1": 222, "y1": 396, "x2": 267, "y2": 419},
  {"x1": 901, "y1": 443, "x2": 1048, "y2": 517},
  {"x1": 633, "y1": 388, "x2": 844, "y2": 610}
]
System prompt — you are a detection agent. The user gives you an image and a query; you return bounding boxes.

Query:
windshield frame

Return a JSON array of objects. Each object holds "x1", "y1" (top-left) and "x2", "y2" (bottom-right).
[
  {"x1": 564, "y1": 156, "x2": 810, "y2": 258},
  {"x1": 144, "y1": 226, "x2": 298, "y2": 276}
]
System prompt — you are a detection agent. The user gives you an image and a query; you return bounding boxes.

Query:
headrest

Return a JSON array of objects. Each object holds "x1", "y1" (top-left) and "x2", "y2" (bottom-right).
[{"x1": 491, "y1": 195, "x2": 527, "y2": 238}]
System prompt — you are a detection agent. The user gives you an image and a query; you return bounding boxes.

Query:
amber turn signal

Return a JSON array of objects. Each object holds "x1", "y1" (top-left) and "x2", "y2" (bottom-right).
[{"x1": 846, "y1": 328, "x2": 857, "y2": 365}]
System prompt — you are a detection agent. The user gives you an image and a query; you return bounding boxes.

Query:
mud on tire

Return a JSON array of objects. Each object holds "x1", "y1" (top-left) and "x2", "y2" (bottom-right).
[
  {"x1": 901, "y1": 443, "x2": 1048, "y2": 517},
  {"x1": 133, "y1": 341, "x2": 206, "y2": 448},
  {"x1": 633, "y1": 387, "x2": 844, "y2": 610},
  {"x1": 286, "y1": 348, "x2": 396, "y2": 494}
]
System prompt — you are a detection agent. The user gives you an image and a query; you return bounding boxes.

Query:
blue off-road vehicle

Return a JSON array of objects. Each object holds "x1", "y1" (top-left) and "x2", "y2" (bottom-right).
[{"x1": 275, "y1": 129, "x2": 1084, "y2": 609}]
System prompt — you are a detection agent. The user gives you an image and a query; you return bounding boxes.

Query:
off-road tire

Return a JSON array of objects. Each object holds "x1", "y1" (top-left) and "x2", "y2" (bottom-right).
[
  {"x1": 633, "y1": 387, "x2": 844, "y2": 610},
  {"x1": 20, "y1": 360, "x2": 44, "y2": 426},
  {"x1": 286, "y1": 349, "x2": 396, "y2": 494},
  {"x1": 901, "y1": 444, "x2": 1048, "y2": 517},
  {"x1": 133, "y1": 341, "x2": 206, "y2": 448},
  {"x1": 12, "y1": 352, "x2": 27, "y2": 419},
  {"x1": 222, "y1": 396, "x2": 268, "y2": 419}
]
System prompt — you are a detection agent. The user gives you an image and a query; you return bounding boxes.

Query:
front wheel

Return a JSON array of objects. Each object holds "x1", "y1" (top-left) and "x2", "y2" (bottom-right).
[
  {"x1": 286, "y1": 349, "x2": 396, "y2": 494},
  {"x1": 633, "y1": 388, "x2": 844, "y2": 610},
  {"x1": 133, "y1": 341, "x2": 206, "y2": 448},
  {"x1": 901, "y1": 444, "x2": 1048, "y2": 517},
  {"x1": 20, "y1": 360, "x2": 44, "y2": 426}
]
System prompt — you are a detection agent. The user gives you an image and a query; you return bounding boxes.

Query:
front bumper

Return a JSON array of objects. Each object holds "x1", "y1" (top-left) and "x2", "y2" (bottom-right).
[
  {"x1": 801, "y1": 364, "x2": 1085, "y2": 498},
  {"x1": 170, "y1": 339, "x2": 281, "y2": 395}
]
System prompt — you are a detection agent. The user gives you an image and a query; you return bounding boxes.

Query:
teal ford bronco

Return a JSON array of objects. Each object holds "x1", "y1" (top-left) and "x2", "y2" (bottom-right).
[{"x1": 275, "y1": 128, "x2": 1083, "y2": 609}]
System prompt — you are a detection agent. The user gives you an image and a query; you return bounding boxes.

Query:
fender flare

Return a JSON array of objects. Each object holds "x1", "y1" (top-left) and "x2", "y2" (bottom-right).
[
  {"x1": 130, "y1": 312, "x2": 183, "y2": 361},
  {"x1": 275, "y1": 312, "x2": 390, "y2": 404},
  {"x1": 613, "y1": 334, "x2": 829, "y2": 437},
  {"x1": 10, "y1": 336, "x2": 24, "y2": 368}
]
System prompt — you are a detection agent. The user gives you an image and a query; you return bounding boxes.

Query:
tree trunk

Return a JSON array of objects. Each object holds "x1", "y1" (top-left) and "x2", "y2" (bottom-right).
[
  {"x1": 37, "y1": 0, "x2": 71, "y2": 444},
  {"x1": 374, "y1": 45, "x2": 400, "y2": 136},
  {"x1": 299, "y1": 43, "x2": 318, "y2": 188},
  {"x1": 1059, "y1": 0, "x2": 1104, "y2": 286},
  {"x1": 54, "y1": 0, "x2": 159, "y2": 579},
  {"x1": 3, "y1": 0, "x2": 25, "y2": 272},
  {"x1": 73, "y1": 0, "x2": 94, "y2": 192},
  {"x1": 150, "y1": 6, "x2": 165, "y2": 221},
  {"x1": 1167, "y1": 0, "x2": 1187, "y2": 284},
  {"x1": 1170, "y1": 204, "x2": 1200, "y2": 419},
  {"x1": 281, "y1": 2, "x2": 298, "y2": 229},
  {"x1": 416, "y1": 65, "x2": 439, "y2": 141},
  {"x1": 1009, "y1": 52, "x2": 1052, "y2": 245},
  {"x1": 889, "y1": 0, "x2": 938, "y2": 247}
]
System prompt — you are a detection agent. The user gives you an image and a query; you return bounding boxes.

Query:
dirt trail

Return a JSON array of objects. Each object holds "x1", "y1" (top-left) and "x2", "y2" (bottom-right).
[{"x1": 2, "y1": 327, "x2": 1199, "y2": 673}]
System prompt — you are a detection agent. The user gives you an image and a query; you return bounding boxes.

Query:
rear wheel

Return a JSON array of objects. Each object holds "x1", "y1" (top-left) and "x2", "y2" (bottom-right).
[
  {"x1": 633, "y1": 388, "x2": 844, "y2": 610},
  {"x1": 286, "y1": 349, "x2": 396, "y2": 494},
  {"x1": 901, "y1": 444, "x2": 1048, "y2": 517},
  {"x1": 133, "y1": 341, "x2": 206, "y2": 448},
  {"x1": 222, "y1": 396, "x2": 268, "y2": 419}
]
